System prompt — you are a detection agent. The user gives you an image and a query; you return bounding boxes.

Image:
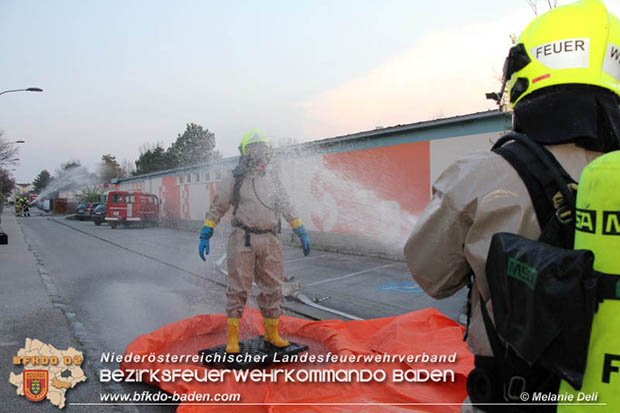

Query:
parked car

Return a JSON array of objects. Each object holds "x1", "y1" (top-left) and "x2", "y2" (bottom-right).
[
  {"x1": 93, "y1": 204, "x2": 106, "y2": 226},
  {"x1": 75, "y1": 202, "x2": 90, "y2": 220},
  {"x1": 76, "y1": 202, "x2": 102, "y2": 220},
  {"x1": 105, "y1": 191, "x2": 159, "y2": 228}
]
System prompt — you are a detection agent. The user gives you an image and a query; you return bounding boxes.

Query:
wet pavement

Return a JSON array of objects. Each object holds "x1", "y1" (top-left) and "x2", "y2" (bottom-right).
[{"x1": 6, "y1": 208, "x2": 466, "y2": 411}]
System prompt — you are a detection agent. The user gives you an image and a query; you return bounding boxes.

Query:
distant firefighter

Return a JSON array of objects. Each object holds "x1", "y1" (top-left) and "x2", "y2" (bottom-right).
[
  {"x1": 15, "y1": 198, "x2": 23, "y2": 217},
  {"x1": 22, "y1": 199, "x2": 30, "y2": 217}
]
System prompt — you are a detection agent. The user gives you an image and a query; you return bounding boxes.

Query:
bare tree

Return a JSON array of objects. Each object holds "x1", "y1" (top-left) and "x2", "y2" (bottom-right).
[
  {"x1": 138, "y1": 142, "x2": 166, "y2": 155},
  {"x1": 0, "y1": 131, "x2": 20, "y2": 166},
  {"x1": 527, "y1": 0, "x2": 557, "y2": 16},
  {"x1": 120, "y1": 159, "x2": 135, "y2": 177},
  {"x1": 76, "y1": 184, "x2": 105, "y2": 202},
  {"x1": 515, "y1": 0, "x2": 560, "y2": 42}
]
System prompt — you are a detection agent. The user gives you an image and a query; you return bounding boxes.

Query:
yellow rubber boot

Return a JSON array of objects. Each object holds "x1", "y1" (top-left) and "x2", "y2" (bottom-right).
[
  {"x1": 225, "y1": 318, "x2": 240, "y2": 353},
  {"x1": 263, "y1": 318, "x2": 290, "y2": 347}
]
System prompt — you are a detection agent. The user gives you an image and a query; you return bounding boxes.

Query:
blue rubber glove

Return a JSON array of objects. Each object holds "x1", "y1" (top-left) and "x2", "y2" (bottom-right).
[
  {"x1": 294, "y1": 225, "x2": 311, "y2": 256},
  {"x1": 198, "y1": 225, "x2": 214, "y2": 261}
]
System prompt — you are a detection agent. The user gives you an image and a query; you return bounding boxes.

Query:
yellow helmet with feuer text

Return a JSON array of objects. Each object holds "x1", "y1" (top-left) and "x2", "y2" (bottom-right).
[{"x1": 495, "y1": 0, "x2": 620, "y2": 107}]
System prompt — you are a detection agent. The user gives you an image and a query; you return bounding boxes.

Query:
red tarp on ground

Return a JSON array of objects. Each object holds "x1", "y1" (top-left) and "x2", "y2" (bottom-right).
[{"x1": 121, "y1": 307, "x2": 474, "y2": 412}]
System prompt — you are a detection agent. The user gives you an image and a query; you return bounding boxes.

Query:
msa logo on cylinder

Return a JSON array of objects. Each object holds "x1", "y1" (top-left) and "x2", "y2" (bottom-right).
[
  {"x1": 602, "y1": 211, "x2": 620, "y2": 235},
  {"x1": 576, "y1": 209, "x2": 620, "y2": 235},
  {"x1": 576, "y1": 209, "x2": 596, "y2": 234}
]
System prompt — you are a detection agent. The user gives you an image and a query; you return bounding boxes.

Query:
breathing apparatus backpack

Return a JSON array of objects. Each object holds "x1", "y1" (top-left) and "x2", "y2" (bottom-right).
[
  {"x1": 230, "y1": 158, "x2": 283, "y2": 247},
  {"x1": 465, "y1": 132, "x2": 620, "y2": 412}
]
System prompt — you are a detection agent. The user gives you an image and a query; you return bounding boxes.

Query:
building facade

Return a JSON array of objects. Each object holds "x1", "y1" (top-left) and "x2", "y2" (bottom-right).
[{"x1": 118, "y1": 110, "x2": 512, "y2": 258}]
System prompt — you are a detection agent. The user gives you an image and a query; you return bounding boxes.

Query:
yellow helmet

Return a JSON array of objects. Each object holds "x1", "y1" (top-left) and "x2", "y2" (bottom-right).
[
  {"x1": 238, "y1": 129, "x2": 270, "y2": 155},
  {"x1": 503, "y1": 0, "x2": 620, "y2": 107}
]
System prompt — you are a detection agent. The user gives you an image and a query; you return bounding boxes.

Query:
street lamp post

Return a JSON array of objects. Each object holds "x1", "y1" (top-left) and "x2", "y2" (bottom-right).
[{"x1": 0, "y1": 87, "x2": 43, "y2": 96}]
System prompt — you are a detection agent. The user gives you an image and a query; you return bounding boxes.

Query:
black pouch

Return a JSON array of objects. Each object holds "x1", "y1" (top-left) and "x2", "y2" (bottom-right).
[{"x1": 486, "y1": 232, "x2": 598, "y2": 390}]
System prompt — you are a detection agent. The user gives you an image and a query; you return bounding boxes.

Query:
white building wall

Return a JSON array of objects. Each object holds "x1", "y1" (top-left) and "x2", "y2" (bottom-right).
[{"x1": 429, "y1": 130, "x2": 506, "y2": 193}]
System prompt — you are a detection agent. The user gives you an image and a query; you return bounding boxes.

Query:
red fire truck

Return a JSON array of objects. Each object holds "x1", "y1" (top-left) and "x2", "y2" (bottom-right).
[{"x1": 105, "y1": 191, "x2": 160, "y2": 228}]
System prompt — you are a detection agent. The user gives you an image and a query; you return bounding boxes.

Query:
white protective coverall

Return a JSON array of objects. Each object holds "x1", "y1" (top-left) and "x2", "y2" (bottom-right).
[{"x1": 206, "y1": 166, "x2": 299, "y2": 319}]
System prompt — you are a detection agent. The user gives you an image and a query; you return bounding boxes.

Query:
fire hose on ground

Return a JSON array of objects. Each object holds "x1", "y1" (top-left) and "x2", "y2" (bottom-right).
[{"x1": 215, "y1": 253, "x2": 364, "y2": 321}]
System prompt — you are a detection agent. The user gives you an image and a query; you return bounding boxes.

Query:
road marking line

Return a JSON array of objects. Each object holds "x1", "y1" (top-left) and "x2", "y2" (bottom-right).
[
  {"x1": 45, "y1": 217, "x2": 322, "y2": 321},
  {"x1": 306, "y1": 263, "x2": 396, "y2": 287},
  {"x1": 284, "y1": 253, "x2": 329, "y2": 264}
]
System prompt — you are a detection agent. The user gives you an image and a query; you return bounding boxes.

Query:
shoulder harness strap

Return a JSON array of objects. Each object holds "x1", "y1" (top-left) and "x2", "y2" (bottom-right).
[
  {"x1": 475, "y1": 132, "x2": 576, "y2": 353},
  {"x1": 492, "y1": 132, "x2": 577, "y2": 248},
  {"x1": 596, "y1": 272, "x2": 620, "y2": 302},
  {"x1": 231, "y1": 165, "x2": 245, "y2": 217},
  {"x1": 464, "y1": 132, "x2": 577, "y2": 341}
]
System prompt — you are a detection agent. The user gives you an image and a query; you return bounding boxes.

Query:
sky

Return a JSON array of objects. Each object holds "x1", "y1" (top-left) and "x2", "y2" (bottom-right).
[{"x1": 1, "y1": 0, "x2": 619, "y2": 182}]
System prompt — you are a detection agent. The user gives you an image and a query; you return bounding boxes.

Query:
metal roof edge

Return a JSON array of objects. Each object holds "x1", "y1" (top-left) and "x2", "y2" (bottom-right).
[
  {"x1": 119, "y1": 109, "x2": 511, "y2": 184},
  {"x1": 300, "y1": 109, "x2": 509, "y2": 149}
]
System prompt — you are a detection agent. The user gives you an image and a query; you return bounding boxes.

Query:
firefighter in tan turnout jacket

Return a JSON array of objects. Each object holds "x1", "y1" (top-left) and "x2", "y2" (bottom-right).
[
  {"x1": 404, "y1": 1, "x2": 620, "y2": 411},
  {"x1": 198, "y1": 130, "x2": 311, "y2": 353}
]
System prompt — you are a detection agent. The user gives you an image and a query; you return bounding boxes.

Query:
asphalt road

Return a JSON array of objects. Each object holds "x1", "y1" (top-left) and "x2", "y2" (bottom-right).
[{"x1": 4, "y1": 208, "x2": 466, "y2": 411}]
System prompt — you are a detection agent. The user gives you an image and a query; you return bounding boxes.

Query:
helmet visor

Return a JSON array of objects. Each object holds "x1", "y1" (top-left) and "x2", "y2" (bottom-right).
[{"x1": 245, "y1": 143, "x2": 271, "y2": 164}]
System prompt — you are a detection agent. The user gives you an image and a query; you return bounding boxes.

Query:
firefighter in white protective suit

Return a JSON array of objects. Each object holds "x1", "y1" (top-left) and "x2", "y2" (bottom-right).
[{"x1": 198, "y1": 130, "x2": 311, "y2": 353}]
